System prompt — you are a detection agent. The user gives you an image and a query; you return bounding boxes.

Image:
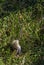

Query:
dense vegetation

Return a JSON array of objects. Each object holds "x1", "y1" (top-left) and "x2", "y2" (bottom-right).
[{"x1": 0, "y1": 0, "x2": 44, "y2": 65}]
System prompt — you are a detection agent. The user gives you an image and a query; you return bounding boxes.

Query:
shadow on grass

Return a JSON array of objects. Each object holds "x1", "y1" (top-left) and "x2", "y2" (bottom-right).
[{"x1": 0, "y1": 0, "x2": 37, "y2": 18}]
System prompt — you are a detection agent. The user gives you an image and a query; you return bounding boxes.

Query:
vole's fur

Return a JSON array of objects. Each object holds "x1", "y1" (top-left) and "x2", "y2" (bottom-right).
[{"x1": 12, "y1": 40, "x2": 21, "y2": 55}]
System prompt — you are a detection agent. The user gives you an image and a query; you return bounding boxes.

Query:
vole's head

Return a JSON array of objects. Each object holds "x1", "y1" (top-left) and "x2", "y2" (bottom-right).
[{"x1": 12, "y1": 40, "x2": 19, "y2": 46}]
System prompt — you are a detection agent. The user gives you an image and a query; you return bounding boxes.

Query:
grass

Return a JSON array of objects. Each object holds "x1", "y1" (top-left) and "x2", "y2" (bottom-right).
[{"x1": 0, "y1": 1, "x2": 44, "y2": 65}]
